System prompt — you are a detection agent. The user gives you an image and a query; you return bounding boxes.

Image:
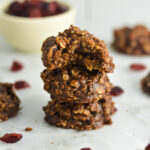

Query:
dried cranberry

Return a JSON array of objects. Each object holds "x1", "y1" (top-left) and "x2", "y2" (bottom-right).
[
  {"x1": 31, "y1": 0, "x2": 39, "y2": 4},
  {"x1": 28, "y1": 8, "x2": 42, "y2": 17},
  {"x1": 0, "y1": 133, "x2": 22, "y2": 143},
  {"x1": 145, "y1": 143, "x2": 150, "y2": 150},
  {"x1": 110, "y1": 86, "x2": 124, "y2": 96},
  {"x1": 14, "y1": 81, "x2": 30, "y2": 90},
  {"x1": 36, "y1": 1, "x2": 46, "y2": 9},
  {"x1": 11, "y1": 61, "x2": 23, "y2": 72},
  {"x1": 48, "y1": 2, "x2": 59, "y2": 15},
  {"x1": 57, "y1": 5, "x2": 67, "y2": 13},
  {"x1": 80, "y1": 148, "x2": 92, "y2": 150},
  {"x1": 7, "y1": 0, "x2": 67, "y2": 17},
  {"x1": 42, "y1": 2, "x2": 51, "y2": 17},
  {"x1": 7, "y1": 1, "x2": 22, "y2": 16},
  {"x1": 130, "y1": 63, "x2": 146, "y2": 71}
]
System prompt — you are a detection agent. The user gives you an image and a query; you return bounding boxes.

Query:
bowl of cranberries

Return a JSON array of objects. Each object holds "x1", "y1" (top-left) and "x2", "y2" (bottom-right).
[{"x1": 0, "y1": 0, "x2": 75, "y2": 53}]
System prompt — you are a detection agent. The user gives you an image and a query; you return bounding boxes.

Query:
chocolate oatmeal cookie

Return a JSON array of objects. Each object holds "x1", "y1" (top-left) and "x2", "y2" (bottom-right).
[
  {"x1": 0, "y1": 83, "x2": 20, "y2": 121},
  {"x1": 112, "y1": 25, "x2": 150, "y2": 55},
  {"x1": 43, "y1": 96, "x2": 116, "y2": 130},
  {"x1": 41, "y1": 25, "x2": 114, "y2": 72},
  {"x1": 141, "y1": 72, "x2": 150, "y2": 96},
  {"x1": 41, "y1": 66, "x2": 112, "y2": 103}
]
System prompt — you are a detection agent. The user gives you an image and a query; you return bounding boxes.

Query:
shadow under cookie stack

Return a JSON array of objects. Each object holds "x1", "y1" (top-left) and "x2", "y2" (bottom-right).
[{"x1": 41, "y1": 25, "x2": 116, "y2": 131}]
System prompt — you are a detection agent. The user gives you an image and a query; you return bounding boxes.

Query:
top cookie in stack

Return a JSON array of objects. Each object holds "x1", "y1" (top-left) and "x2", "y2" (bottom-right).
[
  {"x1": 41, "y1": 25, "x2": 116, "y2": 130},
  {"x1": 42, "y1": 25, "x2": 114, "y2": 73}
]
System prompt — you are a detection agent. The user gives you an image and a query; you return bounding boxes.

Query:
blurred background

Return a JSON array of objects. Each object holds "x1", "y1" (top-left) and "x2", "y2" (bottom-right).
[
  {"x1": 1, "y1": 0, "x2": 150, "y2": 51},
  {"x1": 64, "y1": 0, "x2": 150, "y2": 42}
]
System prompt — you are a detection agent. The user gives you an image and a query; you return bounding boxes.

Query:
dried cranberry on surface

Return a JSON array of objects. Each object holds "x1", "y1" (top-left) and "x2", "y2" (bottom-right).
[
  {"x1": 145, "y1": 143, "x2": 150, "y2": 150},
  {"x1": 80, "y1": 148, "x2": 92, "y2": 150},
  {"x1": 11, "y1": 61, "x2": 23, "y2": 72},
  {"x1": 130, "y1": 63, "x2": 146, "y2": 71},
  {"x1": 0, "y1": 133, "x2": 22, "y2": 143},
  {"x1": 14, "y1": 81, "x2": 30, "y2": 90},
  {"x1": 110, "y1": 86, "x2": 124, "y2": 96}
]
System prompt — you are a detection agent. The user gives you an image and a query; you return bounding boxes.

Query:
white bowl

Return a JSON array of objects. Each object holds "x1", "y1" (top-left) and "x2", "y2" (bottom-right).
[{"x1": 0, "y1": 0, "x2": 75, "y2": 53}]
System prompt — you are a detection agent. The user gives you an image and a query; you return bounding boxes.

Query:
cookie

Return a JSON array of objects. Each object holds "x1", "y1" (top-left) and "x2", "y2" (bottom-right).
[
  {"x1": 42, "y1": 25, "x2": 114, "y2": 72},
  {"x1": 0, "y1": 83, "x2": 20, "y2": 121},
  {"x1": 113, "y1": 25, "x2": 150, "y2": 55},
  {"x1": 43, "y1": 96, "x2": 116, "y2": 131}
]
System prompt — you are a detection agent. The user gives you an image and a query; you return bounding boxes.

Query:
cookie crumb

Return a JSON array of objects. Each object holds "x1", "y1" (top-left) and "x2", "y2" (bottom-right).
[{"x1": 24, "y1": 127, "x2": 32, "y2": 132}]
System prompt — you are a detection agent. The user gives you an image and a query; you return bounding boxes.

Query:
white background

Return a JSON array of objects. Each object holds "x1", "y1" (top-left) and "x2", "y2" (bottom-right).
[{"x1": 63, "y1": 0, "x2": 150, "y2": 41}]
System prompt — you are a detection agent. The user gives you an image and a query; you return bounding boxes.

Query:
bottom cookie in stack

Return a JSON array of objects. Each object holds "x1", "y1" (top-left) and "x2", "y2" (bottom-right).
[{"x1": 43, "y1": 95, "x2": 116, "y2": 131}]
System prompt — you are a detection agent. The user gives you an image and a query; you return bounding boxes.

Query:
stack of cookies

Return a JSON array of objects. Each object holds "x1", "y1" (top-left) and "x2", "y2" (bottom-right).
[{"x1": 41, "y1": 25, "x2": 116, "y2": 130}]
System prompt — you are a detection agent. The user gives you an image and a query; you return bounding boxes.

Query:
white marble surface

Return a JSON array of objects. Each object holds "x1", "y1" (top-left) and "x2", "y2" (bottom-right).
[{"x1": 0, "y1": 29, "x2": 150, "y2": 150}]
